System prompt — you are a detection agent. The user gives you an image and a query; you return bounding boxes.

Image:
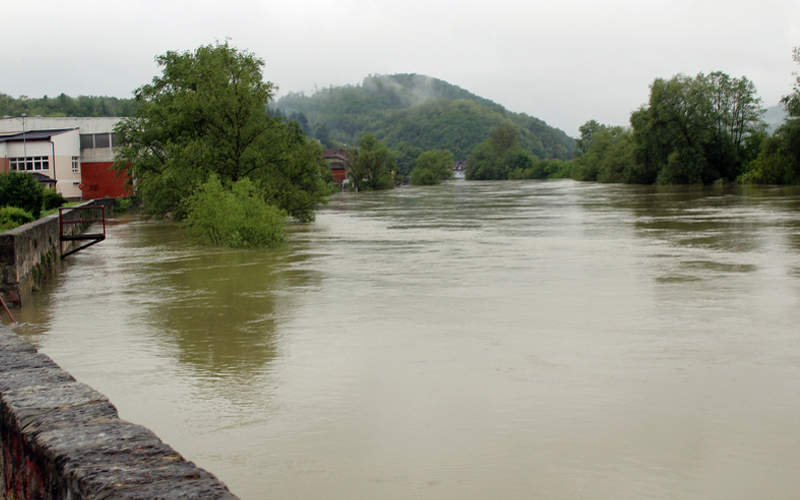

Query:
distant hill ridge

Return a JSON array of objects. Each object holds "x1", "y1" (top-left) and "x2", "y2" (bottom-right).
[{"x1": 273, "y1": 73, "x2": 575, "y2": 161}]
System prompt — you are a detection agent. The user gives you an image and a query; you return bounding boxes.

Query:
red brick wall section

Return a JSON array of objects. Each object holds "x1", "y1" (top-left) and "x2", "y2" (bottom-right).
[{"x1": 79, "y1": 162, "x2": 131, "y2": 200}]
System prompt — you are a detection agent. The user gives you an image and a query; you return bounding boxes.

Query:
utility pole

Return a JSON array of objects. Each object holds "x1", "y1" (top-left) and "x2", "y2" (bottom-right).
[{"x1": 21, "y1": 113, "x2": 27, "y2": 170}]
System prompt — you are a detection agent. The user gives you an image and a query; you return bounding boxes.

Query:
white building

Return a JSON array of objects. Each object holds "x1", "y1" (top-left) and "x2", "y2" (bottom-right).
[{"x1": 0, "y1": 116, "x2": 125, "y2": 200}]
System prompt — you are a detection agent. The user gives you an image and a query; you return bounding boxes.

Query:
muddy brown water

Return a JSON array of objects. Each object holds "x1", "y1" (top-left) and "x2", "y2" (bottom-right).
[{"x1": 12, "y1": 179, "x2": 800, "y2": 499}]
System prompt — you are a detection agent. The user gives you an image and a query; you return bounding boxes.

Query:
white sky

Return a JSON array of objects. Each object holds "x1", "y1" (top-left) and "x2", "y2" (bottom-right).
[{"x1": 2, "y1": 0, "x2": 799, "y2": 136}]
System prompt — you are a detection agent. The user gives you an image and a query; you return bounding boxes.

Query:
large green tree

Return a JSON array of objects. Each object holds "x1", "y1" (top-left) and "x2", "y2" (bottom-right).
[
  {"x1": 571, "y1": 122, "x2": 637, "y2": 183},
  {"x1": 113, "y1": 41, "x2": 328, "y2": 221},
  {"x1": 630, "y1": 72, "x2": 764, "y2": 184},
  {"x1": 465, "y1": 123, "x2": 537, "y2": 180},
  {"x1": 410, "y1": 149, "x2": 454, "y2": 185},
  {"x1": 741, "y1": 46, "x2": 800, "y2": 184},
  {"x1": 346, "y1": 133, "x2": 396, "y2": 191}
]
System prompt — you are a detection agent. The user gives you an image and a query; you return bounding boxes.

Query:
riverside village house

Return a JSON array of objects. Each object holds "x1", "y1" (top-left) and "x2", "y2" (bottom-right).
[{"x1": 0, "y1": 116, "x2": 130, "y2": 201}]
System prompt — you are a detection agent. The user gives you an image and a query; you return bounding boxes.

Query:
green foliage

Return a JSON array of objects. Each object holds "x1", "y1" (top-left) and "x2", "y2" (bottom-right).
[
  {"x1": 347, "y1": 133, "x2": 396, "y2": 190},
  {"x1": 113, "y1": 41, "x2": 328, "y2": 222},
  {"x1": 572, "y1": 124, "x2": 637, "y2": 183},
  {"x1": 574, "y1": 120, "x2": 603, "y2": 157},
  {"x1": 410, "y1": 150, "x2": 454, "y2": 185},
  {"x1": 0, "y1": 206, "x2": 35, "y2": 231},
  {"x1": 0, "y1": 171, "x2": 45, "y2": 218},
  {"x1": 575, "y1": 72, "x2": 766, "y2": 187},
  {"x1": 507, "y1": 159, "x2": 574, "y2": 180},
  {"x1": 273, "y1": 74, "x2": 575, "y2": 161},
  {"x1": 740, "y1": 47, "x2": 800, "y2": 185},
  {"x1": 392, "y1": 142, "x2": 424, "y2": 177},
  {"x1": 630, "y1": 72, "x2": 765, "y2": 185},
  {"x1": 113, "y1": 197, "x2": 133, "y2": 214},
  {"x1": 466, "y1": 124, "x2": 539, "y2": 180},
  {"x1": 780, "y1": 46, "x2": 800, "y2": 118},
  {"x1": 182, "y1": 175, "x2": 286, "y2": 248},
  {"x1": 42, "y1": 188, "x2": 68, "y2": 211},
  {"x1": 0, "y1": 92, "x2": 137, "y2": 117}
]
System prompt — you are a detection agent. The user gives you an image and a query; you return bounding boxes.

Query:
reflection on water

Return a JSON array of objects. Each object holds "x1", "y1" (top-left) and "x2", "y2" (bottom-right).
[{"x1": 10, "y1": 180, "x2": 800, "y2": 500}]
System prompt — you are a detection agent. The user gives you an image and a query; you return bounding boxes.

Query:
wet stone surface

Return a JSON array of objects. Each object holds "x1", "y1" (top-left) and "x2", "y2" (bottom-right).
[{"x1": 1, "y1": 328, "x2": 240, "y2": 500}]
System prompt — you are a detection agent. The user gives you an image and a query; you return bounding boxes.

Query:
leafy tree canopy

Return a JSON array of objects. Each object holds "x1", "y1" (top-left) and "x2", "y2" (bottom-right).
[
  {"x1": 630, "y1": 71, "x2": 765, "y2": 184},
  {"x1": 740, "y1": 46, "x2": 800, "y2": 184},
  {"x1": 113, "y1": 41, "x2": 328, "y2": 222},
  {"x1": 347, "y1": 133, "x2": 396, "y2": 191},
  {"x1": 410, "y1": 149, "x2": 454, "y2": 185},
  {"x1": 466, "y1": 123, "x2": 540, "y2": 180}
]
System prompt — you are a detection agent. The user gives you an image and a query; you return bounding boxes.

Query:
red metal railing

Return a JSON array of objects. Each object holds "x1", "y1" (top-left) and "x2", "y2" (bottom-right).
[{"x1": 59, "y1": 205, "x2": 106, "y2": 259}]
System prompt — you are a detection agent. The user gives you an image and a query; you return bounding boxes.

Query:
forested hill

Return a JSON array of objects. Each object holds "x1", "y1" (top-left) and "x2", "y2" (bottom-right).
[
  {"x1": 0, "y1": 93, "x2": 138, "y2": 117},
  {"x1": 273, "y1": 74, "x2": 575, "y2": 160}
]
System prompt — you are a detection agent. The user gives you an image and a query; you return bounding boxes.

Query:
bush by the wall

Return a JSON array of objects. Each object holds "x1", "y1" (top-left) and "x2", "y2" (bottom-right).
[
  {"x1": 42, "y1": 188, "x2": 68, "y2": 211},
  {"x1": 0, "y1": 206, "x2": 35, "y2": 231},
  {"x1": 0, "y1": 172, "x2": 45, "y2": 218}
]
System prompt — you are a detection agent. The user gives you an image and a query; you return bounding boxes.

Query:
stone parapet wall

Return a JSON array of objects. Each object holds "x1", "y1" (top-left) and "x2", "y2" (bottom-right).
[
  {"x1": 1, "y1": 328, "x2": 240, "y2": 500},
  {"x1": 0, "y1": 199, "x2": 117, "y2": 303}
]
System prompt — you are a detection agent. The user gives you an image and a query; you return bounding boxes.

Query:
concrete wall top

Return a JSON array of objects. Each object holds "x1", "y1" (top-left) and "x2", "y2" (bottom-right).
[{"x1": 0, "y1": 117, "x2": 122, "y2": 135}]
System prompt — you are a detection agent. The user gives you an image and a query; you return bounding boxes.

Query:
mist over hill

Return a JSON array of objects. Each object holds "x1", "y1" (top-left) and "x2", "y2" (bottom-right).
[{"x1": 273, "y1": 74, "x2": 575, "y2": 161}]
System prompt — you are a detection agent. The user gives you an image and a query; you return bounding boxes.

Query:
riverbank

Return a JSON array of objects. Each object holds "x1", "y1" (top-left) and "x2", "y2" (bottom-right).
[
  {"x1": 0, "y1": 327, "x2": 240, "y2": 499},
  {"x1": 0, "y1": 198, "x2": 117, "y2": 307}
]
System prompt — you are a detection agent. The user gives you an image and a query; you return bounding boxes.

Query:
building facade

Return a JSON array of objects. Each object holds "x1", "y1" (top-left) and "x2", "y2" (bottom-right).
[{"x1": 0, "y1": 116, "x2": 129, "y2": 200}]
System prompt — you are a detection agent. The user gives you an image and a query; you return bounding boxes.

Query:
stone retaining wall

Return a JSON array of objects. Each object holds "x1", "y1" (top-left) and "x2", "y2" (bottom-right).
[
  {"x1": 0, "y1": 198, "x2": 116, "y2": 305},
  {"x1": 1, "y1": 328, "x2": 240, "y2": 500}
]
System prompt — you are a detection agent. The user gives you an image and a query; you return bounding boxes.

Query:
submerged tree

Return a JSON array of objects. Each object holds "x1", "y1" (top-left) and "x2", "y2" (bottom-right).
[
  {"x1": 347, "y1": 133, "x2": 396, "y2": 190},
  {"x1": 410, "y1": 149, "x2": 454, "y2": 185},
  {"x1": 466, "y1": 123, "x2": 537, "y2": 180},
  {"x1": 113, "y1": 41, "x2": 328, "y2": 222}
]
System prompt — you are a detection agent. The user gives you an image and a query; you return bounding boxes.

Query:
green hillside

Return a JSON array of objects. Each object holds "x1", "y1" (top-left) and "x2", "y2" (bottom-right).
[{"x1": 273, "y1": 74, "x2": 575, "y2": 160}]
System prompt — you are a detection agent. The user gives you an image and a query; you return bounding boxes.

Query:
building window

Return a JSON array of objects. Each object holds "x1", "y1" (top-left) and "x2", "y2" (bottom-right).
[
  {"x1": 9, "y1": 157, "x2": 50, "y2": 171},
  {"x1": 79, "y1": 132, "x2": 115, "y2": 149},
  {"x1": 80, "y1": 134, "x2": 94, "y2": 149},
  {"x1": 72, "y1": 156, "x2": 80, "y2": 174},
  {"x1": 94, "y1": 133, "x2": 110, "y2": 148}
]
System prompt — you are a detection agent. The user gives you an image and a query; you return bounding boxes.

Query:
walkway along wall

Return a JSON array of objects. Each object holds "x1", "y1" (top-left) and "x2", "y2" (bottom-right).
[
  {"x1": 0, "y1": 198, "x2": 116, "y2": 306},
  {"x1": 0, "y1": 328, "x2": 240, "y2": 499}
]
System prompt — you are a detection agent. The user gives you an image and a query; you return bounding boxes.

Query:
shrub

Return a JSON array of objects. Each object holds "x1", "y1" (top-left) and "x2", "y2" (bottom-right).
[
  {"x1": 113, "y1": 197, "x2": 133, "y2": 214},
  {"x1": 42, "y1": 188, "x2": 68, "y2": 211},
  {"x1": 182, "y1": 175, "x2": 286, "y2": 248},
  {"x1": 0, "y1": 172, "x2": 45, "y2": 218},
  {"x1": 0, "y1": 206, "x2": 35, "y2": 231}
]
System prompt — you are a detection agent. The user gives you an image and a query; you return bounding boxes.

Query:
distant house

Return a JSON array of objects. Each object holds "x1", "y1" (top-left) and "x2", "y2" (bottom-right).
[
  {"x1": 453, "y1": 161, "x2": 468, "y2": 179},
  {"x1": 323, "y1": 149, "x2": 350, "y2": 184},
  {"x1": 0, "y1": 116, "x2": 131, "y2": 201}
]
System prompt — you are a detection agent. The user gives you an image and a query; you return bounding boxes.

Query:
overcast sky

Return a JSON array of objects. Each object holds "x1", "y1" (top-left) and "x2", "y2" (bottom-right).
[{"x1": 3, "y1": 0, "x2": 799, "y2": 136}]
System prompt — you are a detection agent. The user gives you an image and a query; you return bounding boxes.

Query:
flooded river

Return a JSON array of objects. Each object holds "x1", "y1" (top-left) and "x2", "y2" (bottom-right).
[{"x1": 11, "y1": 179, "x2": 800, "y2": 499}]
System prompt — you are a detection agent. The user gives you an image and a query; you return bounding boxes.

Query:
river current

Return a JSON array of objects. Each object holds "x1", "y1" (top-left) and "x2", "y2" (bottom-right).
[{"x1": 11, "y1": 179, "x2": 800, "y2": 499}]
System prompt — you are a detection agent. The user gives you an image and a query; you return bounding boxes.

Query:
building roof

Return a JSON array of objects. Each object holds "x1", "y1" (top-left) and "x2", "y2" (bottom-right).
[
  {"x1": 30, "y1": 172, "x2": 56, "y2": 184},
  {"x1": 0, "y1": 128, "x2": 77, "y2": 144}
]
